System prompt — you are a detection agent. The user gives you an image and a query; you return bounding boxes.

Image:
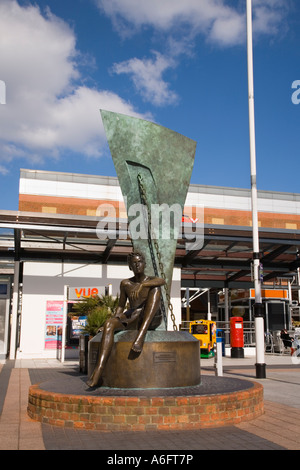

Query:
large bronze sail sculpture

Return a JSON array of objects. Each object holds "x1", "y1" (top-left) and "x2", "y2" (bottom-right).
[{"x1": 100, "y1": 110, "x2": 196, "y2": 330}]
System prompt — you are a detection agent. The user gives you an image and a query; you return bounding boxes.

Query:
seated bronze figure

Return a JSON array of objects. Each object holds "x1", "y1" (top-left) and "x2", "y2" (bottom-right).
[{"x1": 87, "y1": 251, "x2": 165, "y2": 388}]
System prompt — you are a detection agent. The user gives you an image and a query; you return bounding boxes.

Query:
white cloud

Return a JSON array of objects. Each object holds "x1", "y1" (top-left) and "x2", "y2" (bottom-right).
[
  {"x1": 97, "y1": 0, "x2": 230, "y2": 33},
  {"x1": 0, "y1": 0, "x2": 290, "y2": 172},
  {"x1": 0, "y1": 0, "x2": 145, "y2": 170},
  {"x1": 97, "y1": 0, "x2": 289, "y2": 106},
  {"x1": 252, "y1": 0, "x2": 289, "y2": 37},
  {"x1": 101, "y1": 1, "x2": 247, "y2": 108},
  {"x1": 96, "y1": 0, "x2": 289, "y2": 46},
  {"x1": 111, "y1": 52, "x2": 178, "y2": 106},
  {"x1": 208, "y1": 11, "x2": 245, "y2": 47}
]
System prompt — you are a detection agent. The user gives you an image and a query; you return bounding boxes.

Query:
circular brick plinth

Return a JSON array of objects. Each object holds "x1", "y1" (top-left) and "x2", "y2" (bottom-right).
[{"x1": 27, "y1": 377, "x2": 264, "y2": 431}]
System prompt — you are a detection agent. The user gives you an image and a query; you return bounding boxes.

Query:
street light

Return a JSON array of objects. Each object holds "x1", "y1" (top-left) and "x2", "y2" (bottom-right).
[{"x1": 246, "y1": 0, "x2": 266, "y2": 378}]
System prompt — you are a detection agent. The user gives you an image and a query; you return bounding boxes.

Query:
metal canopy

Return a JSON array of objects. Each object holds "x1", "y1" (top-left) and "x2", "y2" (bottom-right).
[
  {"x1": 0, "y1": 211, "x2": 299, "y2": 288},
  {"x1": 180, "y1": 225, "x2": 300, "y2": 288}
]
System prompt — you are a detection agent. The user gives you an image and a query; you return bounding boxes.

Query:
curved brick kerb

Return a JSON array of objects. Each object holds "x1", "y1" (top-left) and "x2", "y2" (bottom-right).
[{"x1": 28, "y1": 382, "x2": 264, "y2": 431}]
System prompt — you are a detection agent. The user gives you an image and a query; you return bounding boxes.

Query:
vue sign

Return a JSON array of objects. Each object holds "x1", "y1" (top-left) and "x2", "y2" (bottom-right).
[{"x1": 68, "y1": 286, "x2": 105, "y2": 301}]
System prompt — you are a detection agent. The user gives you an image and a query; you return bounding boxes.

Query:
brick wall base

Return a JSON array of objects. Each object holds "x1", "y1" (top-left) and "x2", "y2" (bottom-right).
[{"x1": 28, "y1": 381, "x2": 264, "y2": 431}]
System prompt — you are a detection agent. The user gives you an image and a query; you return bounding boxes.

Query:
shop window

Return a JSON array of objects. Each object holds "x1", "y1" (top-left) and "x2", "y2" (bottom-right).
[
  {"x1": 249, "y1": 220, "x2": 261, "y2": 227},
  {"x1": 285, "y1": 223, "x2": 297, "y2": 230},
  {"x1": 42, "y1": 206, "x2": 57, "y2": 214},
  {"x1": 212, "y1": 218, "x2": 224, "y2": 225},
  {"x1": 87, "y1": 209, "x2": 97, "y2": 216}
]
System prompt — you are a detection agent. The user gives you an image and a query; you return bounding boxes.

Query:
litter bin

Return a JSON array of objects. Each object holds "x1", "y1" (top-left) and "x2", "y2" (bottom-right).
[
  {"x1": 216, "y1": 329, "x2": 225, "y2": 356},
  {"x1": 230, "y1": 317, "x2": 244, "y2": 358},
  {"x1": 79, "y1": 334, "x2": 89, "y2": 374}
]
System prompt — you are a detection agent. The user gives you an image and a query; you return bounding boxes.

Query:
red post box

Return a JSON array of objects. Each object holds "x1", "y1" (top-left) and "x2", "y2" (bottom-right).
[{"x1": 230, "y1": 316, "x2": 244, "y2": 358}]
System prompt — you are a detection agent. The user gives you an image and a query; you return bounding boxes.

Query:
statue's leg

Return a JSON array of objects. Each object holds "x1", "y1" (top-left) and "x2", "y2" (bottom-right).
[
  {"x1": 131, "y1": 287, "x2": 161, "y2": 353},
  {"x1": 87, "y1": 317, "x2": 122, "y2": 388}
]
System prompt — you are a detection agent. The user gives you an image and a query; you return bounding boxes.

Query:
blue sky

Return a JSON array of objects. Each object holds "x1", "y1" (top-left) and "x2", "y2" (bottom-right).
[{"x1": 0, "y1": 0, "x2": 299, "y2": 210}]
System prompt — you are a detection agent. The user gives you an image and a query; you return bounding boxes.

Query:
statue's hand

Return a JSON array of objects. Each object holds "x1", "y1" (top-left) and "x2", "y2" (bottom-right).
[{"x1": 97, "y1": 326, "x2": 104, "y2": 333}]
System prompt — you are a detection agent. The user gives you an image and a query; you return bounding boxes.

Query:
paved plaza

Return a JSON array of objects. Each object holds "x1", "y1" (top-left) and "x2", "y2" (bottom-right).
[{"x1": 0, "y1": 354, "x2": 299, "y2": 452}]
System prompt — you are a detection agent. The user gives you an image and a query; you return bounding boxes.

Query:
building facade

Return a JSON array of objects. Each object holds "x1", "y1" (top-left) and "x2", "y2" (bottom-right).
[{"x1": 0, "y1": 168, "x2": 299, "y2": 360}]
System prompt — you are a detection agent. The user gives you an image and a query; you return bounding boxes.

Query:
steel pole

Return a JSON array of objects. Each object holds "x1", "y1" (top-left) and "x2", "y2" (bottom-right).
[
  {"x1": 9, "y1": 261, "x2": 20, "y2": 359},
  {"x1": 246, "y1": 0, "x2": 266, "y2": 378}
]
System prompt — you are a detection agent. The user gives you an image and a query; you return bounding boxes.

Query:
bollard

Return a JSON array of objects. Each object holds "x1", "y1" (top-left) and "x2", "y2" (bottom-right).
[{"x1": 214, "y1": 341, "x2": 223, "y2": 377}]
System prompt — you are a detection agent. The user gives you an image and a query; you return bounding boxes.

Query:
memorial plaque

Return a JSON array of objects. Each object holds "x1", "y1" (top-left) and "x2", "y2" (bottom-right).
[{"x1": 153, "y1": 351, "x2": 176, "y2": 363}]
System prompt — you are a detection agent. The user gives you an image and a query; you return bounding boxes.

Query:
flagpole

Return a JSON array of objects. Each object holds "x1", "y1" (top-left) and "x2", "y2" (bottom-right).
[{"x1": 246, "y1": 0, "x2": 266, "y2": 378}]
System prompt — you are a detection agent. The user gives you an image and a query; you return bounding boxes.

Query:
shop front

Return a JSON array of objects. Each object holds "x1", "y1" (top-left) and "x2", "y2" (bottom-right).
[{"x1": 15, "y1": 260, "x2": 181, "y2": 360}]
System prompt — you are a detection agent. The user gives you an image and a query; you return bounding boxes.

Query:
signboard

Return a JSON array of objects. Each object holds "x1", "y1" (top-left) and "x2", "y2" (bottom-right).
[
  {"x1": 68, "y1": 286, "x2": 105, "y2": 301},
  {"x1": 250, "y1": 289, "x2": 288, "y2": 300},
  {"x1": 45, "y1": 300, "x2": 64, "y2": 349}
]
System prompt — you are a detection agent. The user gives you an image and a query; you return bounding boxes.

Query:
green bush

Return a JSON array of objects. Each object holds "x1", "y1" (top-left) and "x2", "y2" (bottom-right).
[
  {"x1": 70, "y1": 294, "x2": 119, "y2": 337},
  {"x1": 82, "y1": 306, "x2": 110, "y2": 337}
]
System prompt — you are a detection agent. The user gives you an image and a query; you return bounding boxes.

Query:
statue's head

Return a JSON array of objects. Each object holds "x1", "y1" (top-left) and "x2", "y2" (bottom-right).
[{"x1": 128, "y1": 251, "x2": 145, "y2": 272}]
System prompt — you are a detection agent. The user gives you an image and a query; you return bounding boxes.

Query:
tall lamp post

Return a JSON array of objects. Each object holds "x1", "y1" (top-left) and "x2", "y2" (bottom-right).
[{"x1": 246, "y1": 0, "x2": 266, "y2": 378}]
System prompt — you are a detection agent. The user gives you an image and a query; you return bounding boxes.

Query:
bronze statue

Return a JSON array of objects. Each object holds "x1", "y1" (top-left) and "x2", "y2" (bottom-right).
[{"x1": 87, "y1": 251, "x2": 165, "y2": 388}]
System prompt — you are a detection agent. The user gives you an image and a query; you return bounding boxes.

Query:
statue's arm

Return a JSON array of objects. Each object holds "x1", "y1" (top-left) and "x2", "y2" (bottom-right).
[
  {"x1": 140, "y1": 277, "x2": 165, "y2": 288},
  {"x1": 129, "y1": 276, "x2": 165, "y2": 302}
]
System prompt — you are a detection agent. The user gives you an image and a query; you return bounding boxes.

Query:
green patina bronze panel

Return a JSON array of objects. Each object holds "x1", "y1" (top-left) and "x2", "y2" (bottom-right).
[{"x1": 100, "y1": 109, "x2": 196, "y2": 329}]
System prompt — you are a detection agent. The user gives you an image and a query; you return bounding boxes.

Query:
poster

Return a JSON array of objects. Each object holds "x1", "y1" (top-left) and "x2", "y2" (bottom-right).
[
  {"x1": 70, "y1": 316, "x2": 87, "y2": 338},
  {"x1": 45, "y1": 300, "x2": 64, "y2": 349}
]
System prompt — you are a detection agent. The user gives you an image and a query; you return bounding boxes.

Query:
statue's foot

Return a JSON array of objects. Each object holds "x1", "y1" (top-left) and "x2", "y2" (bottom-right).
[
  {"x1": 86, "y1": 378, "x2": 97, "y2": 388},
  {"x1": 86, "y1": 375, "x2": 102, "y2": 388},
  {"x1": 131, "y1": 337, "x2": 144, "y2": 353}
]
